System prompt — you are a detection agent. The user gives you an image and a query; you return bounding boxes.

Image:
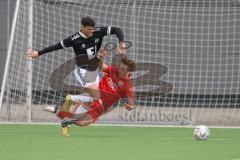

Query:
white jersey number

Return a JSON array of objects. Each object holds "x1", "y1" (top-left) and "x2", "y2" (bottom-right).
[{"x1": 86, "y1": 47, "x2": 96, "y2": 59}]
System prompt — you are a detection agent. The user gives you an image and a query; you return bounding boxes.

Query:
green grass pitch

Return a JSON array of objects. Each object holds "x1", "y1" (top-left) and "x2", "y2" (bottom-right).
[{"x1": 0, "y1": 124, "x2": 240, "y2": 160}]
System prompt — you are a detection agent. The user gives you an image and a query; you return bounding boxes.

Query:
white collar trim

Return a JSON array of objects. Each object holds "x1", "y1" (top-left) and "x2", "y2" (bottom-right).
[{"x1": 79, "y1": 31, "x2": 88, "y2": 39}]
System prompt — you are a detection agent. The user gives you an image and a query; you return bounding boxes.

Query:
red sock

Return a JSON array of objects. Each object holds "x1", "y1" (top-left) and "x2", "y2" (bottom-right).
[{"x1": 57, "y1": 111, "x2": 73, "y2": 119}]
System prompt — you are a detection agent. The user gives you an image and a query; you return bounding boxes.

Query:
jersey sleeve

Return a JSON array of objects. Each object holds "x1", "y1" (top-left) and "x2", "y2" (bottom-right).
[
  {"x1": 38, "y1": 42, "x2": 63, "y2": 55},
  {"x1": 38, "y1": 33, "x2": 77, "y2": 56},
  {"x1": 95, "y1": 26, "x2": 124, "y2": 42},
  {"x1": 95, "y1": 27, "x2": 110, "y2": 37},
  {"x1": 60, "y1": 33, "x2": 79, "y2": 48}
]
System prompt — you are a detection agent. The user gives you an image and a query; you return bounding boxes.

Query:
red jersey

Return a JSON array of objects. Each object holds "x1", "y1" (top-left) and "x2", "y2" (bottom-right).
[{"x1": 98, "y1": 66, "x2": 134, "y2": 111}]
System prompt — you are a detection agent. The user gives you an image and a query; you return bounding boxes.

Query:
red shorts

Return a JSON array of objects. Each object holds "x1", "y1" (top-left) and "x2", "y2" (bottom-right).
[{"x1": 87, "y1": 100, "x2": 105, "y2": 121}]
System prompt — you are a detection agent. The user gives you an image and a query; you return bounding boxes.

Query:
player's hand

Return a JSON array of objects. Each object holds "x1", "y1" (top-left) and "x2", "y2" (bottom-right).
[
  {"x1": 119, "y1": 42, "x2": 126, "y2": 55},
  {"x1": 99, "y1": 48, "x2": 110, "y2": 59},
  {"x1": 27, "y1": 49, "x2": 39, "y2": 59},
  {"x1": 124, "y1": 103, "x2": 134, "y2": 111}
]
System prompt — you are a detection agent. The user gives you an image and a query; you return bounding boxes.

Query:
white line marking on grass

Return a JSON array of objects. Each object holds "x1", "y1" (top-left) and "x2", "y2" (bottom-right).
[
  {"x1": 159, "y1": 138, "x2": 193, "y2": 140},
  {"x1": 2, "y1": 122, "x2": 240, "y2": 129},
  {"x1": 208, "y1": 138, "x2": 235, "y2": 141},
  {"x1": 0, "y1": 133, "x2": 59, "y2": 137},
  {"x1": 158, "y1": 138, "x2": 236, "y2": 141},
  {"x1": 0, "y1": 133, "x2": 237, "y2": 141}
]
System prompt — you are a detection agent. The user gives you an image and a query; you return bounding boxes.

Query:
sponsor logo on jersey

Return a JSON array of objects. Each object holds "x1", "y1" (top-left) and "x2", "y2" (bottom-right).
[
  {"x1": 118, "y1": 81, "x2": 123, "y2": 87},
  {"x1": 71, "y1": 34, "x2": 80, "y2": 40},
  {"x1": 81, "y1": 44, "x2": 86, "y2": 48},
  {"x1": 107, "y1": 78, "x2": 117, "y2": 90},
  {"x1": 95, "y1": 38, "x2": 99, "y2": 44}
]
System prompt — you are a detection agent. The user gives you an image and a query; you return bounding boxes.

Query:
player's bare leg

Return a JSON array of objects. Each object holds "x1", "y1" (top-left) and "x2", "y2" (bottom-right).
[
  {"x1": 61, "y1": 101, "x2": 89, "y2": 137},
  {"x1": 75, "y1": 114, "x2": 94, "y2": 126},
  {"x1": 60, "y1": 99, "x2": 84, "y2": 137},
  {"x1": 43, "y1": 98, "x2": 75, "y2": 137},
  {"x1": 44, "y1": 93, "x2": 95, "y2": 136},
  {"x1": 60, "y1": 97, "x2": 93, "y2": 136}
]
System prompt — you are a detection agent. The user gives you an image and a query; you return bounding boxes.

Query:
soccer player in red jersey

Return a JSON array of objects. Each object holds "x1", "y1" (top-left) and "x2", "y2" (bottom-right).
[
  {"x1": 45, "y1": 55, "x2": 136, "y2": 134},
  {"x1": 82, "y1": 57, "x2": 136, "y2": 124}
]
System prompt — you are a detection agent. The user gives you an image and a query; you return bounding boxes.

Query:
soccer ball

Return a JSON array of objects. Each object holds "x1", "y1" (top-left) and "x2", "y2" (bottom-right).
[{"x1": 193, "y1": 125, "x2": 210, "y2": 141}]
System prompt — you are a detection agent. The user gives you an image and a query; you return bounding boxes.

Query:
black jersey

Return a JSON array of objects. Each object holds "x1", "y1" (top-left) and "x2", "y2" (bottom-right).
[
  {"x1": 38, "y1": 26, "x2": 124, "y2": 71},
  {"x1": 61, "y1": 27, "x2": 109, "y2": 56},
  {"x1": 61, "y1": 27, "x2": 109, "y2": 71}
]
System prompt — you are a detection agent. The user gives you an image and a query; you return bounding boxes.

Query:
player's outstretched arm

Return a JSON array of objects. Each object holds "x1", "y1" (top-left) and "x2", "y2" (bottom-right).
[
  {"x1": 124, "y1": 96, "x2": 135, "y2": 111},
  {"x1": 124, "y1": 87, "x2": 135, "y2": 111},
  {"x1": 110, "y1": 27, "x2": 126, "y2": 54},
  {"x1": 118, "y1": 41, "x2": 126, "y2": 54},
  {"x1": 98, "y1": 48, "x2": 109, "y2": 71},
  {"x1": 110, "y1": 27, "x2": 124, "y2": 42},
  {"x1": 28, "y1": 42, "x2": 64, "y2": 58},
  {"x1": 27, "y1": 32, "x2": 79, "y2": 59}
]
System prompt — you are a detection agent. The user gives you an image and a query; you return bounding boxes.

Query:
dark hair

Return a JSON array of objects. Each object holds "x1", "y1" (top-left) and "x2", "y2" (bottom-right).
[
  {"x1": 121, "y1": 58, "x2": 136, "y2": 72},
  {"x1": 81, "y1": 17, "x2": 95, "y2": 27}
]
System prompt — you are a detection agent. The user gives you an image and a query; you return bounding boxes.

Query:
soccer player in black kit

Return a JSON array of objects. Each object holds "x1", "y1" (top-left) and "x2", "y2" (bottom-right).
[{"x1": 27, "y1": 17, "x2": 126, "y2": 100}]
